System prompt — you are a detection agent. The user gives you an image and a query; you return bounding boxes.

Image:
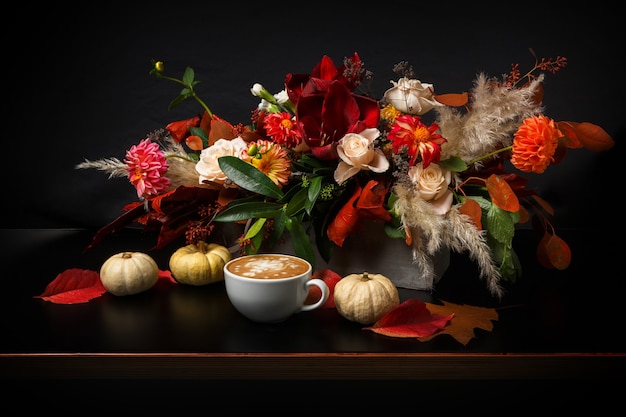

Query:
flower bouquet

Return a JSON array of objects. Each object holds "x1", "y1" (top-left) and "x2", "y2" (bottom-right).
[{"x1": 77, "y1": 50, "x2": 614, "y2": 298}]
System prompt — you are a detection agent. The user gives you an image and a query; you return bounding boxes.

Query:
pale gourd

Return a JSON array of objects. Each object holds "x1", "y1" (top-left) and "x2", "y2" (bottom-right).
[
  {"x1": 169, "y1": 242, "x2": 232, "y2": 286},
  {"x1": 100, "y1": 252, "x2": 159, "y2": 296},
  {"x1": 333, "y1": 272, "x2": 400, "y2": 325}
]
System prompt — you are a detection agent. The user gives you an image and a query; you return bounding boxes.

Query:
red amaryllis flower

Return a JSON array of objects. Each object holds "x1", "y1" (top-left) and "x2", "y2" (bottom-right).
[
  {"x1": 284, "y1": 53, "x2": 378, "y2": 160},
  {"x1": 388, "y1": 115, "x2": 446, "y2": 167},
  {"x1": 511, "y1": 115, "x2": 563, "y2": 174},
  {"x1": 285, "y1": 52, "x2": 364, "y2": 105}
]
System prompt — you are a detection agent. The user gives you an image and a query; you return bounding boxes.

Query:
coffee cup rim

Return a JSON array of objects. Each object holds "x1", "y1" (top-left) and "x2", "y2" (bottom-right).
[{"x1": 224, "y1": 253, "x2": 312, "y2": 280}]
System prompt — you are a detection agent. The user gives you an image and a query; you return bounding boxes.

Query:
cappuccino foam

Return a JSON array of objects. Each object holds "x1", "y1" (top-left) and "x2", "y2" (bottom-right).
[{"x1": 226, "y1": 254, "x2": 310, "y2": 279}]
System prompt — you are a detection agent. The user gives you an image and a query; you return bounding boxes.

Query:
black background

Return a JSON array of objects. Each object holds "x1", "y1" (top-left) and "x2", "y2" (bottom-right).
[
  {"x1": 9, "y1": 3, "x2": 623, "y2": 234},
  {"x1": 4, "y1": 3, "x2": 625, "y2": 410}
]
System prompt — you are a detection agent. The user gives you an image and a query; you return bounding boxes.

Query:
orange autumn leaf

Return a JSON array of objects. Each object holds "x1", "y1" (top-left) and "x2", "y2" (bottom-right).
[
  {"x1": 208, "y1": 116, "x2": 238, "y2": 146},
  {"x1": 557, "y1": 121, "x2": 615, "y2": 151},
  {"x1": 433, "y1": 92, "x2": 468, "y2": 107},
  {"x1": 486, "y1": 174, "x2": 519, "y2": 213},
  {"x1": 34, "y1": 268, "x2": 106, "y2": 304},
  {"x1": 364, "y1": 298, "x2": 453, "y2": 338},
  {"x1": 459, "y1": 198, "x2": 483, "y2": 229},
  {"x1": 537, "y1": 232, "x2": 571, "y2": 270},
  {"x1": 417, "y1": 300, "x2": 499, "y2": 346}
]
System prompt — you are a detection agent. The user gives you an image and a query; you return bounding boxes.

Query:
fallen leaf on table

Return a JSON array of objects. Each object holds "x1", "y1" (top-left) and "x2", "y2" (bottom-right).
[
  {"x1": 34, "y1": 268, "x2": 106, "y2": 304},
  {"x1": 35, "y1": 268, "x2": 178, "y2": 304},
  {"x1": 363, "y1": 298, "x2": 454, "y2": 338},
  {"x1": 418, "y1": 300, "x2": 499, "y2": 345}
]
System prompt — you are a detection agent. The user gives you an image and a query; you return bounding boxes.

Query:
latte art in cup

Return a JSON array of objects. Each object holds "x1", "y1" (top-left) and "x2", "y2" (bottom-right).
[{"x1": 226, "y1": 254, "x2": 309, "y2": 279}]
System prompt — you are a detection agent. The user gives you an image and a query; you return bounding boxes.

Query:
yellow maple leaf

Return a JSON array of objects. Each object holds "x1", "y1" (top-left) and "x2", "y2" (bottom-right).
[{"x1": 418, "y1": 300, "x2": 499, "y2": 345}]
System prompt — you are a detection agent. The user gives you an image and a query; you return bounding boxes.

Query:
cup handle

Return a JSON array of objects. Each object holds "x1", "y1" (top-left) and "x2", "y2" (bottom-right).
[{"x1": 300, "y1": 279, "x2": 329, "y2": 312}]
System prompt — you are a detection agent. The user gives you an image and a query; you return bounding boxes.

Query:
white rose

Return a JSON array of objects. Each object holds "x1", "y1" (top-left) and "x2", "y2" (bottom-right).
[
  {"x1": 195, "y1": 137, "x2": 248, "y2": 186},
  {"x1": 408, "y1": 162, "x2": 453, "y2": 214},
  {"x1": 383, "y1": 77, "x2": 442, "y2": 115},
  {"x1": 334, "y1": 128, "x2": 389, "y2": 184}
]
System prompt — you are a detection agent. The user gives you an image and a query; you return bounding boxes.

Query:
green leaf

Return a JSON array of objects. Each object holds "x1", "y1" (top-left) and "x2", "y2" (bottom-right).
[
  {"x1": 285, "y1": 186, "x2": 311, "y2": 217},
  {"x1": 218, "y1": 156, "x2": 284, "y2": 200},
  {"x1": 182, "y1": 67, "x2": 195, "y2": 86},
  {"x1": 213, "y1": 201, "x2": 284, "y2": 222},
  {"x1": 245, "y1": 218, "x2": 267, "y2": 240},
  {"x1": 266, "y1": 211, "x2": 287, "y2": 249},
  {"x1": 485, "y1": 203, "x2": 515, "y2": 245},
  {"x1": 285, "y1": 217, "x2": 316, "y2": 268},
  {"x1": 307, "y1": 176, "x2": 323, "y2": 204},
  {"x1": 438, "y1": 156, "x2": 468, "y2": 172}
]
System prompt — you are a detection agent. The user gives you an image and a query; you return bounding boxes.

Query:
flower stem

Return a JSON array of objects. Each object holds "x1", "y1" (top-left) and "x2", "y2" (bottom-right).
[{"x1": 467, "y1": 145, "x2": 512, "y2": 165}]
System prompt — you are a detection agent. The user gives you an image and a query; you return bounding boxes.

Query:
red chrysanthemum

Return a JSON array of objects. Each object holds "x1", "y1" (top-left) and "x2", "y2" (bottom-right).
[
  {"x1": 263, "y1": 112, "x2": 303, "y2": 148},
  {"x1": 124, "y1": 138, "x2": 171, "y2": 198},
  {"x1": 510, "y1": 115, "x2": 563, "y2": 174},
  {"x1": 387, "y1": 115, "x2": 446, "y2": 167}
]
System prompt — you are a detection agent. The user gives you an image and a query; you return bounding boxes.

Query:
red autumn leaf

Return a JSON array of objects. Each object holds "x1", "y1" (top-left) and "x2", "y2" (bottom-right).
[
  {"x1": 305, "y1": 269, "x2": 342, "y2": 308},
  {"x1": 355, "y1": 178, "x2": 392, "y2": 222},
  {"x1": 537, "y1": 231, "x2": 571, "y2": 270},
  {"x1": 486, "y1": 174, "x2": 519, "y2": 213},
  {"x1": 165, "y1": 116, "x2": 201, "y2": 143},
  {"x1": 557, "y1": 121, "x2": 615, "y2": 152},
  {"x1": 459, "y1": 198, "x2": 482, "y2": 229},
  {"x1": 34, "y1": 268, "x2": 106, "y2": 304},
  {"x1": 363, "y1": 298, "x2": 453, "y2": 338}
]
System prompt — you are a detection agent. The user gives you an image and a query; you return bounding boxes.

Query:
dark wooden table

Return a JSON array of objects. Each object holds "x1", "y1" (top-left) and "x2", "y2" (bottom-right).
[{"x1": 1, "y1": 228, "x2": 623, "y2": 410}]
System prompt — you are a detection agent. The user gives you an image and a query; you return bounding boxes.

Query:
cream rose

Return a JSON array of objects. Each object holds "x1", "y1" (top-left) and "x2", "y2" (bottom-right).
[
  {"x1": 334, "y1": 128, "x2": 389, "y2": 184},
  {"x1": 383, "y1": 77, "x2": 442, "y2": 115},
  {"x1": 408, "y1": 162, "x2": 453, "y2": 214},
  {"x1": 195, "y1": 137, "x2": 248, "y2": 186}
]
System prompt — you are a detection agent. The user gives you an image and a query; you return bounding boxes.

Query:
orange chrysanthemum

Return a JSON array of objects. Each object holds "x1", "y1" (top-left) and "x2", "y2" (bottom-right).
[
  {"x1": 263, "y1": 112, "x2": 303, "y2": 148},
  {"x1": 241, "y1": 139, "x2": 292, "y2": 187},
  {"x1": 387, "y1": 114, "x2": 446, "y2": 167},
  {"x1": 124, "y1": 138, "x2": 171, "y2": 198},
  {"x1": 510, "y1": 115, "x2": 563, "y2": 174}
]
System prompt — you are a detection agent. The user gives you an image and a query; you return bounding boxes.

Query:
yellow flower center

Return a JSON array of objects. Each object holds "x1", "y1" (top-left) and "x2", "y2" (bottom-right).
[
  {"x1": 281, "y1": 119, "x2": 293, "y2": 129},
  {"x1": 412, "y1": 126, "x2": 431, "y2": 143}
]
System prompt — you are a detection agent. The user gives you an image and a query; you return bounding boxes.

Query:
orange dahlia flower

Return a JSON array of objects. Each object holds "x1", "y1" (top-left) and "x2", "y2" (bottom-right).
[
  {"x1": 510, "y1": 115, "x2": 563, "y2": 174},
  {"x1": 241, "y1": 140, "x2": 292, "y2": 187}
]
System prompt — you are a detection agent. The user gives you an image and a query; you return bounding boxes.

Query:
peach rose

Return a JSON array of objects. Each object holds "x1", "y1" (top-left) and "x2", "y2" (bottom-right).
[
  {"x1": 408, "y1": 162, "x2": 453, "y2": 214},
  {"x1": 195, "y1": 137, "x2": 248, "y2": 186},
  {"x1": 334, "y1": 128, "x2": 389, "y2": 184}
]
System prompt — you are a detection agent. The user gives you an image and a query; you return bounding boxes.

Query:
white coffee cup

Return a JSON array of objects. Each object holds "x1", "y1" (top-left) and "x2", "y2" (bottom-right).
[{"x1": 223, "y1": 254, "x2": 329, "y2": 323}]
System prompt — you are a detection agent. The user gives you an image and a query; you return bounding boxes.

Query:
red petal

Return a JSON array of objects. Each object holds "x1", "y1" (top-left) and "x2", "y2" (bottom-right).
[
  {"x1": 34, "y1": 269, "x2": 106, "y2": 304},
  {"x1": 166, "y1": 116, "x2": 201, "y2": 143}
]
